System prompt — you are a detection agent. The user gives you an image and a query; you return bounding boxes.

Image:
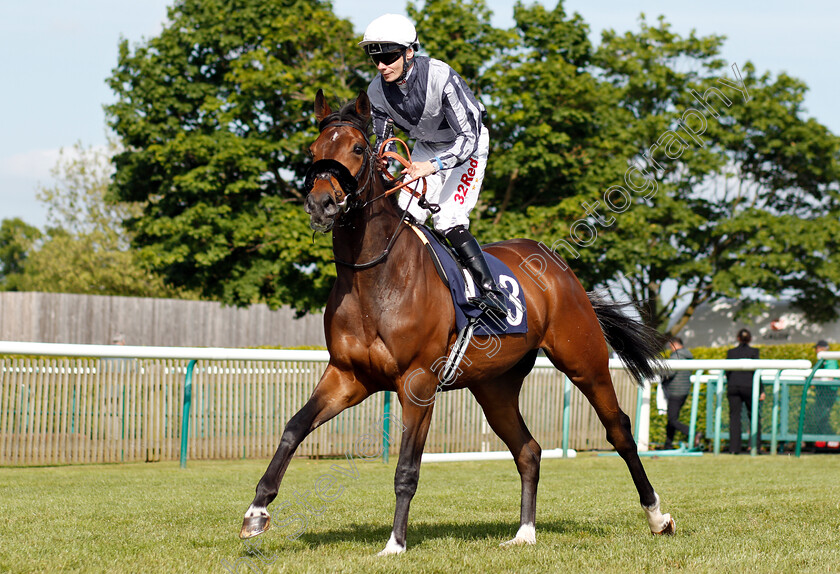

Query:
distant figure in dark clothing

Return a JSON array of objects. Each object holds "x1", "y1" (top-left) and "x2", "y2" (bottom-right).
[
  {"x1": 661, "y1": 337, "x2": 696, "y2": 449},
  {"x1": 726, "y1": 328, "x2": 763, "y2": 454}
]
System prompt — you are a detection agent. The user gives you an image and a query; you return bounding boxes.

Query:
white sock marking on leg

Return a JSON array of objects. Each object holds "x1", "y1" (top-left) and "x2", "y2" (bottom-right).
[
  {"x1": 245, "y1": 505, "x2": 268, "y2": 518},
  {"x1": 501, "y1": 522, "x2": 536, "y2": 546},
  {"x1": 642, "y1": 492, "x2": 671, "y2": 533},
  {"x1": 377, "y1": 532, "x2": 406, "y2": 556}
]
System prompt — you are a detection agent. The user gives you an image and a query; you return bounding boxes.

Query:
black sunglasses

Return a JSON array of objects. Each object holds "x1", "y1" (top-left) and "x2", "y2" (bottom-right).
[{"x1": 370, "y1": 50, "x2": 404, "y2": 66}]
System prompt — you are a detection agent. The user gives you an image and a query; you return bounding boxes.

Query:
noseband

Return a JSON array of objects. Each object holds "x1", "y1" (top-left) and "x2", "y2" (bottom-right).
[{"x1": 303, "y1": 122, "x2": 374, "y2": 213}]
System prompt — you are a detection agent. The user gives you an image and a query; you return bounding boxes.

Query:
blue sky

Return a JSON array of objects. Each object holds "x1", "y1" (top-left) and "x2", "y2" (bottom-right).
[{"x1": 1, "y1": 0, "x2": 837, "y2": 229}]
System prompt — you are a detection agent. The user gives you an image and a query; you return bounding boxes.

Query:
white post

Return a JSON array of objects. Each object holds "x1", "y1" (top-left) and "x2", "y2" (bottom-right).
[{"x1": 638, "y1": 384, "x2": 650, "y2": 452}]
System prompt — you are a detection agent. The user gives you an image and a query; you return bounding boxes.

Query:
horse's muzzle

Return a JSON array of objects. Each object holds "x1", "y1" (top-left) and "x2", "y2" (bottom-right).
[{"x1": 305, "y1": 192, "x2": 339, "y2": 233}]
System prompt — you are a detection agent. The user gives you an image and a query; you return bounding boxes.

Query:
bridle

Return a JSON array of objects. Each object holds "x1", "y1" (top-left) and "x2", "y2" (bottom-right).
[
  {"x1": 303, "y1": 122, "x2": 376, "y2": 214},
  {"x1": 303, "y1": 119, "x2": 431, "y2": 270}
]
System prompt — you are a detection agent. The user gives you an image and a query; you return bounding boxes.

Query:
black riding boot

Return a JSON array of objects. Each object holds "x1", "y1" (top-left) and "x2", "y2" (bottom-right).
[{"x1": 445, "y1": 226, "x2": 508, "y2": 321}]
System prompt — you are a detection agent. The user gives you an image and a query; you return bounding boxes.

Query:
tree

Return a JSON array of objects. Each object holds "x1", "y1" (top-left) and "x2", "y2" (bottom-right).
[
  {"x1": 407, "y1": 0, "x2": 514, "y2": 90},
  {"x1": 584, "y1": 16, "x2": 840, "y2": 332},
  {"x1": 428, "y1": 7, "x2": 840, "y2": 333},
  {"x1": 104, "y1": 0, "x2": 840, "y2": 328},
  {"x1": 0, "y1": 218, "x2": 42, "y2": 290},
  {"x1": 37, "y1": 143, "x2": 136, "y2": 241},
  {"x1": 106, "y1": 0, "x2": 368, "y2": 313},
  {"x1": 11, "y1": 143, "x2": 193, "y2": 298},
  {"x1": 471, "y1": 1, "x2": 616, "y2": 243}
]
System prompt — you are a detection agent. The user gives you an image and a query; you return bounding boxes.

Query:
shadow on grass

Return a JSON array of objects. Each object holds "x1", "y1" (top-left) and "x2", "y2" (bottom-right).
[{"x1": 277, "y1": 517, "x2": 608, "y2": 550}]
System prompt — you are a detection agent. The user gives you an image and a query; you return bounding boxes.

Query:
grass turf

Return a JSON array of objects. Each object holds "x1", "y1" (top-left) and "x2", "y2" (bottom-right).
[{"x1": 1, "y1": 453, "x2": 839, "y2": 573}]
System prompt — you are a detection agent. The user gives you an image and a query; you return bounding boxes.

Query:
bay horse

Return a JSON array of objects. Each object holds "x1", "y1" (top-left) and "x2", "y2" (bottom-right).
[{"x1": 239, "y1": 90, "x2": 675, "y2": 554}]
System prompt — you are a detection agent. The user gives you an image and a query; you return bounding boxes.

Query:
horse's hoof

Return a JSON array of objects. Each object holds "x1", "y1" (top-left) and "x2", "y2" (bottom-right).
[
  {"x1": 653, "y1": 516, "x2": 676, "y2": 536},
  {"x1": 377, "y1": 533, "x2": 406, "y2": 556},
  {"x1": 500, "y1": 537, "x2": 536, "y2": 547},
  {"x1": 376, "y1": 545, "x2": 406, "y2": 556},
  {"x1": 240, "y1": 515, "x2": 271, "y2": 539},
  {"x1": 500, "y1": 524, "x2": 536, "y2": 547}
]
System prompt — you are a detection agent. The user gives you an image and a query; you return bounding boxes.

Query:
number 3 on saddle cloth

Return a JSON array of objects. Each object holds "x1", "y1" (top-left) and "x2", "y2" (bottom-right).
[{"x1": 408, "y1": 223, "x2": 528, "y2": 336}]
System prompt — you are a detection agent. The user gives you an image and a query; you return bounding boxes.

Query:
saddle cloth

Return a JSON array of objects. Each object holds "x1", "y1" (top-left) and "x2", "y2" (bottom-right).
[{"x1": 410, "y1": 224, "x2": 528, "y2": 337}]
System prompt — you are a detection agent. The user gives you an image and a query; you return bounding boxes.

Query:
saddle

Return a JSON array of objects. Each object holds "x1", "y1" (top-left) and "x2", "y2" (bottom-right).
[{"x1": 406, "y1": 222, "x2": 528, "y2": 337}]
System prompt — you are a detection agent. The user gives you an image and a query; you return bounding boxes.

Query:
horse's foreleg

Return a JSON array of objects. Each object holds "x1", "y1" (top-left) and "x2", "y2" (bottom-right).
[
  {"x1": 470, "y1": 381, "x2": 540, "y2": 547},
  {"x1": 378, "y1": 390, "x2": 435, "y2": 556},
  {"x1": 240, "y1": 365, "x2": 370, "y2": 539}
]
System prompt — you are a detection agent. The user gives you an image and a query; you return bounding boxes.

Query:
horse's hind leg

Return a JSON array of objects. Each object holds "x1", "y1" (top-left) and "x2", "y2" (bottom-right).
[
  {"x1": 470, "y1": 379, "x2": 541, "y2": 546},
  {"x1": 240, "y1": 365, "x2": 370, "y2": 538},
  {"x1": 545, "y1": 346, "x2": 675, "y2": 535}
]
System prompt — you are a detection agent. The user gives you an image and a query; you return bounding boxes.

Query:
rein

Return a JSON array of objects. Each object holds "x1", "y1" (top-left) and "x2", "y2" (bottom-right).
[{"x1": 357, "y1": 137, "x2": 428, "y2": 208}]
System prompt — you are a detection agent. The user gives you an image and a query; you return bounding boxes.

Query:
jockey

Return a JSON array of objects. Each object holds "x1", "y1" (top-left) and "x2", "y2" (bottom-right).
[{"x1": 360, "y1": 13, "x2": 508, "y2": 320}]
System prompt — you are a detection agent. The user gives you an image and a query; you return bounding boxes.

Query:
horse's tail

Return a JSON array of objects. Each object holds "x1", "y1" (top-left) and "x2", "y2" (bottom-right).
[{"x1": 587, "y1": 291, "x2": 666, "y2": 385}]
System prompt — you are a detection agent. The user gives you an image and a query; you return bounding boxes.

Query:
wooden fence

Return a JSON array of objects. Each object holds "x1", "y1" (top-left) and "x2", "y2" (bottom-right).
[
  {"x1": 0, "y1": 292, "x2": 326, "y2": 348},
  {"x1": 0, "y1": 358, "x2": 638, "y2": 466}
]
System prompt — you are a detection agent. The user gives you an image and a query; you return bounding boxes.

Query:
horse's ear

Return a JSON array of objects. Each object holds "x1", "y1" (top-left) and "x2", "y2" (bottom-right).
[
  {"x1": 315, "y1": 89, "x2": 332, "y2": 123},
  {"x1": 355, "y1": 91, "x2": 371, "y2": 121}
]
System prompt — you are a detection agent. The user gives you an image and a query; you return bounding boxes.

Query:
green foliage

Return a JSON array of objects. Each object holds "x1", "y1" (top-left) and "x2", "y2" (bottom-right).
[
  {"x1": 106, "y1": 0, "x2": 368, "y2": 312},
  {"x1": 13, "y1": 229, "x2": 186, "y2": 298},
  {"x1": 423, "y1": 7, "x2": 840, "y2": 333},
  {"x1": 3, "y1": 143, "x2": 194, "y2": 298},
  {"x1": 585, "y1": 18, "x2": 840, "y2": 331},
  {"x1": 0, "y1": 218, "x2": 41, "y2": 290},
  {"x1": 476, "y1": 1, "x2": 606, "y2": 237},
  {"x1": 576, "y1": 18, "x2": 840, "y2": 333},
  {"x1": 36, "y1": 143, "x2": 137, "y2": 240},
  {"x1": 103, "y1": 1, "x2": 840, "y2": 323},
  {"x1": 407, "y1": 0, "x2": 513, "y2": 89},
  {"x1": 647, "y1": 387, "x2": 707, "y2": 448},
  {"x1": 687, "y1": 342, "x2": 838, "y2": 361}
]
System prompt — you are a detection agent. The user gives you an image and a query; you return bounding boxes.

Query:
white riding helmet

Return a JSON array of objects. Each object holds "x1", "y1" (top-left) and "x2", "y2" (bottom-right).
[{"x1": 359, "y1": 14, "x2": 419, "y2": 55}]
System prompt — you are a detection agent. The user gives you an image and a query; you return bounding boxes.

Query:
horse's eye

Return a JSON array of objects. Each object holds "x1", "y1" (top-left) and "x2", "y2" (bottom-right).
[{"x1": 353, "y1": 145, "x2": 364, "y2": 155}]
